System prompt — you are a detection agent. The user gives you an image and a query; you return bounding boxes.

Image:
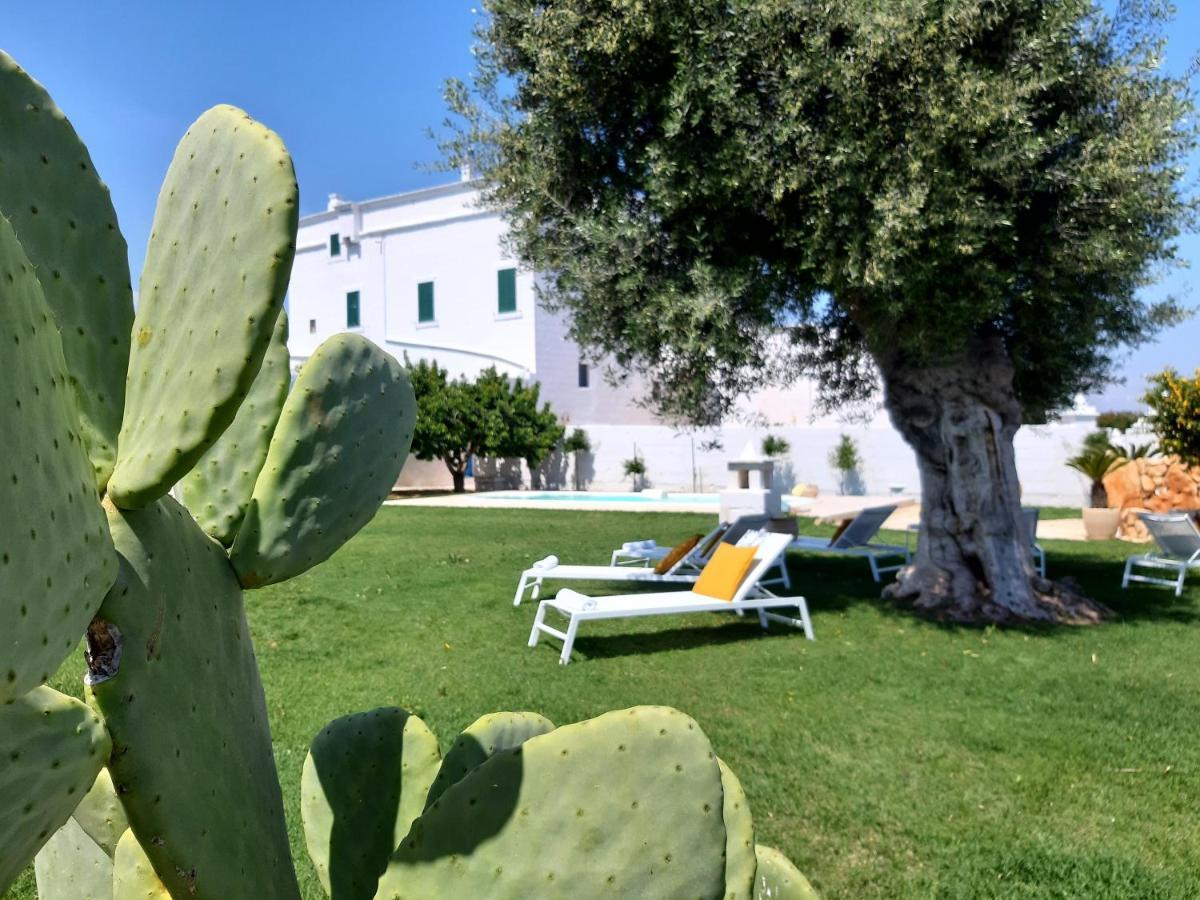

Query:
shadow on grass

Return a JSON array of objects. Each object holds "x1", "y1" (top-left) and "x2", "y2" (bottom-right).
[
  {"x1": 785, "y1": 550, "x2": 1200, "y2": 632},
  {"x1": 568, "y1": 618, "x2": 802, "y2": 662}
]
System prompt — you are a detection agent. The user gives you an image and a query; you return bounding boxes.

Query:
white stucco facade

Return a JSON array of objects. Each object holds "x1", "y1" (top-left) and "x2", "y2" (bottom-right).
[
  {"x1": 286, "y1": 179, "x2": 655, "y2": 429},
  {"x1": 287, "y1": 178, "x2": 1097, "y2": 504}
]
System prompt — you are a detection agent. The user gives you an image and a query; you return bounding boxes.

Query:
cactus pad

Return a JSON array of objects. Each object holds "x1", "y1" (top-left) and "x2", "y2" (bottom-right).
[
  {"x1": 424, "y1": 711, "x2": 556, "y2": 809},
  {"x1": 181, "y1": 309, "x2": 291, "y2": 545},
  {"x1": 231, "y1": 334, "x2": 416, "y2": 588},
  {"x1": 33, "y1": 816, "x2": 114, "y2": 900},
  {"x1": 71, "y1": 769, "x2": 130, "y2": 859},
  {"x1": 0, "y1": 51, "x2": 134, "y2": 489},
  {"x1": 35, "y1": 769, "x2": 128, "y2": 900},
  {"x1": 0, "y1": 686, "x2": 112, "y2": 893},
  {"x1": 718, "y1": 759, "x2": 757, "y2": 900},
  {"x1": 302, "y1": 708, "x2": 442, "y2": 900},
  {"x1": 752, "y1": 846, "x2": 819, "y2": 900},
  {"x1": 112, "y1": 830, "x2": 170, "y2": 900},
  {"x1": 108, "y1": 104, "x2": 298, "y2": 509},
  {"x1": 0, "y1": 212, "x2": 117, "y2": 703},
  {"x1": 376, "y1": 706, "x2": 729, "y2": 899},
  {"x1": 90, "y1": 497, "x2": 300, "y2": 900}
]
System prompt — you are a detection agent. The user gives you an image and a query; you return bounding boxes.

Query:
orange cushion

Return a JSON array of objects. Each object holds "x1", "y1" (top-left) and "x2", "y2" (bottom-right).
[
  {"x1": 653, "y1": 534, "x2": 703, "y2": 575},
  {"x1": 693, "y1": 543, "x2": 758, "y2": 601}
]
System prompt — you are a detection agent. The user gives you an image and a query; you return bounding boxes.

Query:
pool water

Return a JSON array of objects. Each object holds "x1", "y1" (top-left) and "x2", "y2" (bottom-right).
[{"x1": 480, "y1": 490, "x2": 801, "y2": 508}]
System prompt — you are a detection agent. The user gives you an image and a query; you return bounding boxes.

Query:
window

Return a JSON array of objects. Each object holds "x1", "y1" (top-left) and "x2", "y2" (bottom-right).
[
  {"x1": 578, "y1": 362, "x2": 590, "y2": 388},
  {"x1": 418, "y1": 281, "x2": 435, "y2": 323},
  {"x1": 497, "y1": 267, "x2": 517, "y2": 314},
  {"x1": 346, "y1": 290, "x2": 360, "y2": 328},
  {"x1": 329, "y1": 233, "x2": 340, "y2": 257},
  {"x1": 308, "y1": 318, "x2": 316, "y2": 334}
]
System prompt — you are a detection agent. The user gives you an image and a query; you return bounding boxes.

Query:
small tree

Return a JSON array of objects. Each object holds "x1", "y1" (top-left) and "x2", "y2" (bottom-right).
[
  {"x1": 623, "y1": 456, "x2": 647, "y2": 492},
  {"x1": 502, "y1": 377, "x2": 565, "y2": 487},
  {"x1": 828, "y1": 434, "x2": 862, "y2": 496},
  {"x1": 1144, "y1": 368, "x2": 1200, "y2": 465},
  {"x1": 406, "y1": 358, "x2": 485, "y2": 493},
  {"x1": 563, "y1": 427, "x2": 591, "y2": 490}
]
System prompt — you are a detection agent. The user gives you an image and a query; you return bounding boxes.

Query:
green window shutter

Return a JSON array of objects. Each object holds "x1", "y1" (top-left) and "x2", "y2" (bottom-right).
[
  {"x1": 346, "y1": 290, "x2": 360, "y2": 328},
  {"x1": 497, "y1": 267, "x2": 517, "y2": 314},
  {"x1": 418, "y1": 281, "x2": 435, "y2": 322},
  {"x1": 330, "y1": 233, "x2": 341, "y2": 256}
]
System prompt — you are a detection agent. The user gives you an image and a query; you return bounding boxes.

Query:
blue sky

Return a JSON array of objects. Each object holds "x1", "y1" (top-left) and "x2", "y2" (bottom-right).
[{"x1": 4, "y1": 1, "x2": 1197, "y2": 411}]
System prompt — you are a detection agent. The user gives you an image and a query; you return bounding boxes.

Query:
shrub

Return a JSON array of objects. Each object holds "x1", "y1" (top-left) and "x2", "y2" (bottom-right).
[
  {"x1": 1096, "y1": 410, "x2": 1142, "y2": 433},
  {"x1": 1144, "y1": 368, "x2": 1200, "y2": 464}
]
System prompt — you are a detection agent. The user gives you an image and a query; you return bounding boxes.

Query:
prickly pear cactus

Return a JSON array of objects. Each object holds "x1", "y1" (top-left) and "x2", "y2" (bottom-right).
[
  {"x1": 0, "y1": 51, "x2": 134, "y2": 489},
  {"x1": 301, "y1": 708, "x2": 442, "y2": 900},
  {"x1": 423, "y1": 710, "x2": 556, "y2": 809},
  {"x1": 753, "y1": 845, "x2": 820, "y2": 900},
  {"x1": 34, "y1": 770, "x2": 128, "y2": 900},
  {"x1": 0, "y1": 49, "x2": 818, "y2": 900},
  {"x1": 376, "y1": 707, "x2": 731, "y2": 899},
  {"x1": 180, "y1": 309, "x2": 291, "y2": 546},
  {"x1": 0, "y1": 211, "x2": 117, "y2": 705},
  {"x1": 0, "y1": 687, "x2": 111, "y2": 890},
  {"x1": 230, "y1": 333, "x2": 417, "y2": 588},
  {"x1": 33, "y1": 816, "x2": 113, "y2": 900},
  {"x1": 719, "y1": 759, "x2": 758, "y2": 900},
  {"x1": 111, "y1": 831, "x2": 170, "y2": 900},
  {"x1": 89, "y1": 496, "x2": 301, "y2": 899},
  {"x1": 107, "y1": 104, "x2": 298, "y2": 509}
]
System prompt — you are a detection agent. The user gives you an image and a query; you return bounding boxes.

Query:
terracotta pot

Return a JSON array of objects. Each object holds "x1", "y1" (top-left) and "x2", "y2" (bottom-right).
[{"x1": 1081, "y1": 507, "x2": 1121, "y2": 541}]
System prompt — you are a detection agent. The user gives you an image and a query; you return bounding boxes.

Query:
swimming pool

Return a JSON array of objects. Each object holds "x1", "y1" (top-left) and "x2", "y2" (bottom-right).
[{"x1": 479, "y1": 490, "x2": 804, "y2": 509}]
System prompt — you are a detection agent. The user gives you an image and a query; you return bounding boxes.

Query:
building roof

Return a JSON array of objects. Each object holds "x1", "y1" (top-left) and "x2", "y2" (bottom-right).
[{"x1": 298, "y1": 179, "x2": 482, "y2": 227}]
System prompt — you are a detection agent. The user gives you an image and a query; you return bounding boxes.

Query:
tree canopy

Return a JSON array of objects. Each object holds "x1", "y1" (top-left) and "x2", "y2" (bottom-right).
[
  {"x1": 443, "y1": 0, "x2": 1196, "y2": 425},
  {"x1": 407, "y1": 358, "x2": 564, "y2": 491}
]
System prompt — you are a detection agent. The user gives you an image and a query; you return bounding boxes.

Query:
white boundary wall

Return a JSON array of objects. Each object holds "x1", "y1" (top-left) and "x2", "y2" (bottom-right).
[{"x1": 567, "y1": 421, "x2": 1098, "y2": 506}]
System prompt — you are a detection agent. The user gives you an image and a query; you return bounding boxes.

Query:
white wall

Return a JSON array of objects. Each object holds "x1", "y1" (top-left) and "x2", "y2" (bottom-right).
[{"x1": 568, "y1": 421, "x2": 1096, "y2": 506}]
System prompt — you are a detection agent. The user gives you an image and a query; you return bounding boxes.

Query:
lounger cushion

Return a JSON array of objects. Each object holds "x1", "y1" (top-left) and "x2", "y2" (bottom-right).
[
  {"x1": 653, "y1": 534, "x2": 703, "y2": 575},
  {"x1": 698, "y1": 526, "x2": 729, "y2": 559},
  {"x1": 694, "y1": 544, "x2": 757, "y2": 601}
]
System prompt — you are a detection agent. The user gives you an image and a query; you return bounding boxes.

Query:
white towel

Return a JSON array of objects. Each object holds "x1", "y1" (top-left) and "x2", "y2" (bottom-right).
[
  {"x1": 556, "y1": 588, "x2": 596, "y2": 610},
  {"x1": 621, "y1": 539, "x2": 657, "y2": 552},
  {"x1": 532, "y1": 555, "x2": 558, "y2": 571}
]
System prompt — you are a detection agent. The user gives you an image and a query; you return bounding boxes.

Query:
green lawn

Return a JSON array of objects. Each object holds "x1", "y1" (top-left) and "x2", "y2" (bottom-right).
[{"x1": 13, "y1": 507, "x2": 1199, "y2": 898}]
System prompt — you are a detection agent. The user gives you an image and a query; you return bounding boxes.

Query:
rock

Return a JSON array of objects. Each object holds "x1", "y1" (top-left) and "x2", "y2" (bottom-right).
[{"x1": 1103, "y1": 455, "x2": 1200, "y2": 542}]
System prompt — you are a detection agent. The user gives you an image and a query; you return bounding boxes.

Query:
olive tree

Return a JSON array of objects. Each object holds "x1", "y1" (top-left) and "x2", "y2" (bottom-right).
[{"x1": 441, "y1": 0, "x2": 1196, "y2": 623}]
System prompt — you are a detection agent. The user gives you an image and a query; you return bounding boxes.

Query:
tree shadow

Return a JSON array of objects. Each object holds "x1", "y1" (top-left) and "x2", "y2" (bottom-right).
[{"x1": 568, "y1": 617, "x2": 803, "y2": 662}]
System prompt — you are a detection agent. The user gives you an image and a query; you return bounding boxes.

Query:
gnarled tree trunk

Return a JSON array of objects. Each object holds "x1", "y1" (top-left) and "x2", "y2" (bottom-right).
[{"x1": 878, "y1": 336, "x2": 1109, "y2": 625}]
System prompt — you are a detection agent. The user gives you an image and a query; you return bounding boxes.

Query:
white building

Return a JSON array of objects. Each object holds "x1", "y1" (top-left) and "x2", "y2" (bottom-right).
[
  {"x1": 287, "y1": 177, "x2": 1098, "y2": 504},
  {"x1": 287, "y1": 177, "x2": 655, "y2": 425}
]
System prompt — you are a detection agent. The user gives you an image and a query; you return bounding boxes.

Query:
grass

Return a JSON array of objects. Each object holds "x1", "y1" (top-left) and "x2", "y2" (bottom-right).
[{"x1": 12, "y1": 506, "x2": 1199, "y2": 898}]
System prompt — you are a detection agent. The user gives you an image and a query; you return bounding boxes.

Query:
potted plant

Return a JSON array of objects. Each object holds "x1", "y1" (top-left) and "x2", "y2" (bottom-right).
[
  {"x1": 1066, "y1": 437, "x2": 1124, "y2": 540},
  {"x1": 623, "y1": 455, "x2": 647, "y2": 492}
]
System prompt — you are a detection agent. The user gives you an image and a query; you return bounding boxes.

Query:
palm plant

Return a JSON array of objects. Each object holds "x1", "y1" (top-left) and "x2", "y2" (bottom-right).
[{"x1": 1066, "y1": 445, "x2": 1124, "y2": 508}]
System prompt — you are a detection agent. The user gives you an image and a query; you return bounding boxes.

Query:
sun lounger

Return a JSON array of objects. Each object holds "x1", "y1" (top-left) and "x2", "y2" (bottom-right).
[
  {"x1": 1121, "y1": 512, "x2": 1200, "y2": 596},
  {"x1": 788, "y1": 504, "x2": 905, "y2": 582},
  {"x1": 1023, "y1": 507, "x2": 1047, "y2": 578},
  {"x1": 514, "y1": 515, "x2": 787, "y2": 606},
  {"x1": 527, "y1": 532, "x2": 811, "y2": 664}
]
